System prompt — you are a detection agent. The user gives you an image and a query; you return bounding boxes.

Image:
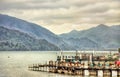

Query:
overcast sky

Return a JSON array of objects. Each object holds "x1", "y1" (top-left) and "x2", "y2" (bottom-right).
[{"x1": 0, "y1": 0, "x2": 120, "y2": 34}]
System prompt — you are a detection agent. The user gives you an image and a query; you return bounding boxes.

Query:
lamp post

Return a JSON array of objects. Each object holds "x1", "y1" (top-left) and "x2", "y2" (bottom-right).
[
  {"x1": 90, "y1": 50, "x2": 94, "y2": 63},
  {"x1": 80, "y1": 51, "x2": 82, "y2": 63},
  {"x1": 60, "y1": 50, "x2": 63, "y2": 61},
  {"x1": 75, "y1": 50, "x2": 78, "y2": 61},
  {"x1": 59, "y1": 47, "x2": 63, "y2": 61}
]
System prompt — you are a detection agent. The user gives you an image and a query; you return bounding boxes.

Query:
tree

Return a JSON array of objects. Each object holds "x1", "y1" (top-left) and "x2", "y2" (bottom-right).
[{"x1": 119, "y1": 48, "x2": 120, "y2": 53}]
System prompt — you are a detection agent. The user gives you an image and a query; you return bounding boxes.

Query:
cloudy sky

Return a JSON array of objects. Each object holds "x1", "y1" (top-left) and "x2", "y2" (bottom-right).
[{"x1": 0, "y1": 0, "x2": 120, "y2": 34}]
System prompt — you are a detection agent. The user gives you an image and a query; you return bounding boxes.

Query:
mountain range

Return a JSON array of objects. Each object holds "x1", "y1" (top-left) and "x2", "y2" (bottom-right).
[
  {"x1": 0, "y1": 26, "x2": 60, "y2": 51},
  {"x1": 0, "y1": 14, "x2": 74, "y2": 50},
  {"x1": 0, "y1": 14, "x2": 120, "y2": 51},
  {"x1": 60, "y1": 24, "x2": 120, "y2": 50}
]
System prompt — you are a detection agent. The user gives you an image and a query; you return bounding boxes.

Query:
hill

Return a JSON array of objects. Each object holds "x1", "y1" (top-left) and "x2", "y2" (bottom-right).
[
  {"x1": 60, "y1": 24, "x2": 120, "y2": 49},
  {"x1": 0, "y1": 26, "x2": 60, "y2": 51},
  {"x1": 0, "y1": 14, "x2": 73, "y2": 50}
]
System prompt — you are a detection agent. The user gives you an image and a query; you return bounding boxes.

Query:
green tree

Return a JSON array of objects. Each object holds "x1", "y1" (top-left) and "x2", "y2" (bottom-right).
[{"x1": 119, "y1": 48, "x2": 120, "y2": 53}]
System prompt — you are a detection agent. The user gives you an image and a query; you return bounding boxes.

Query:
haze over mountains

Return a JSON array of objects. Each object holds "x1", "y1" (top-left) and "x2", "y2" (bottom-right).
[
  {"x1": 0, "y1": 14, "x2": 74, "y2": 50},
  {"x1": 0, "y1": 26, "x2": 60, "y2": 51},
  {"x1": 0, "y1": 14, "x2": 119, "y2": 51},
  {"x1": 60, "y1": 24, "x2": 120, "y2": 50}
]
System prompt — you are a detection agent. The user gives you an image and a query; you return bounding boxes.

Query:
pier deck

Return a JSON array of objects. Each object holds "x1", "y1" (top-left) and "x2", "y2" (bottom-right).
[{"x1": 28, "y1": 63, "x2": 120, "y2": 77}]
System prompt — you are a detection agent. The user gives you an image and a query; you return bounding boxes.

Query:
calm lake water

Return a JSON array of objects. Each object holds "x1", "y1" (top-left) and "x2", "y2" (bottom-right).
[{"x1": 0, "y1": 51, "x2": 117, "y2": 77}]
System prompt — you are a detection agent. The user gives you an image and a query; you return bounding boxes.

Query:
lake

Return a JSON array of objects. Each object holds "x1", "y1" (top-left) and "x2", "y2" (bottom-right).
[{"x1": 0, "y1": 51, "x2": 118, "y2": 77}]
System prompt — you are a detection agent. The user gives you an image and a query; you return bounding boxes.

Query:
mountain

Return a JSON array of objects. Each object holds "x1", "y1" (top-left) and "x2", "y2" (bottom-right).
[
  {"x1": 63, "y1": 37, "x2": 99, "y2": 50},
  {"x1": 111, "y1": 25, "x2": 120, "y2": 31},
  {"x1": 0, "y1": 14, "x2": 119, "y2": 50},
  {"x1": 60, "y1": 24, "x2": 120, "y2": 49},
  {"x1": 60, "y1": 24, "x2": 109, "y2": 39},
  {"x1": 0, "y1": 26, "x2": 60, "y2": 51},
  {"x1": 0, "y1": 14, "x2": 74, "y2": 50}
]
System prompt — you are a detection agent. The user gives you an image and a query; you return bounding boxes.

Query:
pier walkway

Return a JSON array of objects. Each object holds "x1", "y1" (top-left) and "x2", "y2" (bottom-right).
[{"x1": 28, "y1": 63, "x2": 120, "y2": 77}]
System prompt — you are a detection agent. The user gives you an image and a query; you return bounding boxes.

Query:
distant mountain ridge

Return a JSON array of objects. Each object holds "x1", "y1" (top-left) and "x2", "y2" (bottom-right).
[
  {"x1": 0, "y1": 26, "x2": 60, "y2": 51},
  {"x1": 0, "y1": 14, "x2": 74, "y2": 50},
  {"x1": 0, "y1": 14, "x2": 119, "y2": 51},
  {"x1": 60, "y1": 24, "x2": 120, "y2": 49}
]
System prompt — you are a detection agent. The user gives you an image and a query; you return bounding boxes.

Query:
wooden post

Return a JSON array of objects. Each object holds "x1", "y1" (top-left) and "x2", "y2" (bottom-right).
[
  {"x1": 110, "y1": 69, "x2": 112, "y2": 77},
  {"x1": 117, "y1": 69, "x2": 119, "y2": 77},
  {"x1": 37, "y1": 64, "x2": 39, "y2": 71},
  {"x1": 46, "y1": 62, "x2": 47, "y2": 72},
  {"x1": 38, "y1": 65, "x2": 39, "y2": 71},
  {"x1": 43, "y1": 65, "x2": 44, "y2": 72},
  {"x1": 103, "y1": 69, "x2": 105, "y2": 77},
  {"x1": 40, "y1": 65, "x2": 41, "y2": 71},
  {"x1": 33, "y1": 64, "x2": 34, "y2": 71},
  {"x1": 35, "y1": 64, "x2": 37, "y2": 71},
  {"x1": 82, "y1": 69, "x2": 84, "y2": 76},
  {"x1": 96, "y1": 69, "x2": 98, "y2": 76}
]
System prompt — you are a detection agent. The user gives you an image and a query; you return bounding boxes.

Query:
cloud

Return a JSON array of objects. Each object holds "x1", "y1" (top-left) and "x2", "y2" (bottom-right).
[{"x1": 0, "y1": 0, "x2": 120, "y2": 34}]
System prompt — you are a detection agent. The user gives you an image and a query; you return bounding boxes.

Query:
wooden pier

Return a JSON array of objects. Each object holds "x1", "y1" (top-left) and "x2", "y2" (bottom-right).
[
  {"x1": 28, "y1": 48, "x2": 120, "y2": 76},
  {"x1": 28, "y1": 62, "x2": 120, "y2": 77}
]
